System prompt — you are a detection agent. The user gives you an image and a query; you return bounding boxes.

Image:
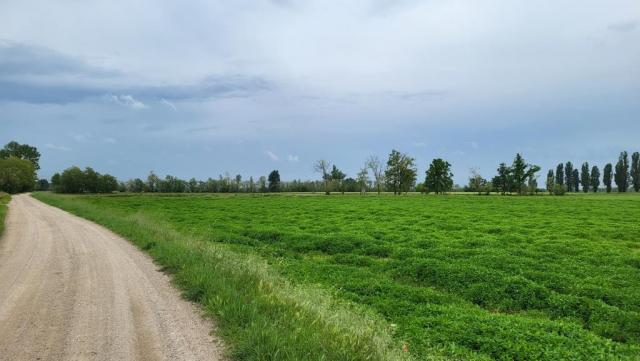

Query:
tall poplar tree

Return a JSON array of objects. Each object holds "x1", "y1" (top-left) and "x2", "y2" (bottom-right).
[
  {"x1": 614, "y1": 151, "x2": 629, "y2": 192},
  {"x1": 555, "y1": 163, "x2": 564, "y2": 186},
  {"x1": 580, "y1": 162, "x2": 590, "y2": 193},
  {"x1": 565, "y1": 162, "x2": 574, "y2": 192},
  {"x1": 631, "y1": 152, "x2": 640, "y2": 192},
  {"x1": 603, "y1": 163, "x2": 613, "y2": 193},
  {"x1": 590, "y1": 165, "x2": 600, "y2": 193}
]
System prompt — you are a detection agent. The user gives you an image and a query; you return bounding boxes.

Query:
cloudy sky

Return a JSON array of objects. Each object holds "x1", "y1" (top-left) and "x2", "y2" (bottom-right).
[{"x1": 1, "y1": 0, "x2": 638, "y2": 184}]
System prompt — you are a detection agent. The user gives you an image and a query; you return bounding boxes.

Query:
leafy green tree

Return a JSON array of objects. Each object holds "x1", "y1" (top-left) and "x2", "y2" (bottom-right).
[
  {"x1": 331, "y1": 165, "x2": 346, "y2": 194},
  {"x1": 614, "y1": 151, "x2": 629, "y2": 192},
  {"x1": 126, "y1": 178, "x2": 146, "y2": 192},
  {"x1": 385, "y1": 150, "x2": 417, "y2": 195},
  {"x1": 51, "y1": 173, "x2": 61, "y2": 192},
  {"x1": 572, "y1": 169, "x2": 579, "y2": 192},
  {"x1": 36, "y1": 179, "x2": 50, "y2": 191},
  {"x1": 603, "y1": 163, "x2": 613, "y2": 193},
  {"x1": 511, "y1": 154, "x2": 540, "y2": 195},
  {"x1": 0, "y1": 157, "x2": 36, "y2": 193},
  {"x1": 545, "y1": 169, "x2": 554, "y2": 194},
  {"x1": 400, "y1": 164, "x2": 417, "y2": 194},
  {"x1": 590, "y1": 166, "x2": 600, "y2": 193},
  {"x1": 147, "y1": 171, "x2": 160, "y2": 192},
  {"x1": 55, "y1": 166, "x2": 118, "y2": 193},
  {"x1": 342, "y1": 177, "x2": 358, "y2": 192},
  {"x1": 188, "y1": 178, "x2": 199, "y2": 193},
  {"x1": 0, "y1": 141, "x2": 41, "y2": 170},
  {"x1": 268, "y1": 170, "x2": 280, "y2": 192},
  {"x1": 564, "y1": 162, "x2": 574, "y2": 192},
  {"x1": 631, "y1": 152, "x2": 640, "y2": 192},
  {"x1": 580, "y1": 162, "x2": 590, "y2": 192},
  {"x1": 84, "y1": 167, "x2": 100, "y2": 193},
  {"x1": 160, "y1": 175, "x2": 186, "y2": 193},
  {"x1": 493, "y1": 163, "x2": 512, "y2": 195},
  {"x1": 59, "y1": 166, "x2": 85, "y2": 193},
  {"x1": 425, "y1": 158, "x2": 453, "y2": 194},
  {"x1": 97, "y1": 174, "x2": 118, "y2": 193},
  {"x1": 555, "y1": 163, "x2": 564, "y2": 186}
]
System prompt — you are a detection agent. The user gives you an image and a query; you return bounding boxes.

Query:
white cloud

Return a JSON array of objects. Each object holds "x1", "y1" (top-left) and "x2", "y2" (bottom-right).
[
  {"x1": 106, "y1": 94, "x2": 147, "y2": 109},
  {"x1": 287, "y1": 154, "x2": 299, "y2": 162},
  {"x1": 161, "y1": 98, "x2": 177, "y2": 111},
  {"x1": 45, "y1": 143, "x2": 71, "y2": 151},
  {"x1": 265, "y1": 150, "x2": 279, "y2": 161},
  {"x1": 71, "y1": 132, "x2": 92, "y2": 143}
]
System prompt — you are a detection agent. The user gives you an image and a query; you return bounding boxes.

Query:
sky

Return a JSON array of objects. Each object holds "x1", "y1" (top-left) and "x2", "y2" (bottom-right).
[{"x1": 1, "y1": 0, "x2": 639, "y2": 184}]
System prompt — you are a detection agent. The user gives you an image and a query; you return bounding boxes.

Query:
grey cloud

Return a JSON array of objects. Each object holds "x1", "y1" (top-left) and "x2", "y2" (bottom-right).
[
  {"x1": 608, "y1": 20, "x2": 639, "y2": 32},
  {"x1": 0, "y1": 40, "x2": 118, "y2": 77},
  {"x1": 0, "y1": 41, "x2": 272, "y2": 104},
  {"x1": 138, "y1": 75, "x2": 272, "y2": 101},
  {"x1": 394, "y1": 90, "x2": 449, "y2": 101}
]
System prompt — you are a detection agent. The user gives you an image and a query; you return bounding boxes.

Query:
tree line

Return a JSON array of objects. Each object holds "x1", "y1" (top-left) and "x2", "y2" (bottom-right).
[
  {"x1": 542, "y1": 151, "x2": 640, "y2": 195},
  {"x1": 50, "y1": 166, "x2": 119, "y2": 193},
  {"x1": 1, "y1": 140, "x2": 639, "y2": 196}
]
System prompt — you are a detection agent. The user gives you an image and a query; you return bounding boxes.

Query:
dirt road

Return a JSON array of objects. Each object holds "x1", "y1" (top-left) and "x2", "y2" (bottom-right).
[{"x1": 0, "y1": 194, "x2": 223, "y2": 361}]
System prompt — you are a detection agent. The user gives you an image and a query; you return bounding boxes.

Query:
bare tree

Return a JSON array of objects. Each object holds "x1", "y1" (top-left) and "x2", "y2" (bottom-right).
[
  {"x1": 314, "y1": 159, "x2": 332, "y2": 195},
  {"x1": 356, "y1": 166, "x2": 369, "y2": 195},
  {"x1": 366, "y1": 156, "x2": 384, "y2": 195}
]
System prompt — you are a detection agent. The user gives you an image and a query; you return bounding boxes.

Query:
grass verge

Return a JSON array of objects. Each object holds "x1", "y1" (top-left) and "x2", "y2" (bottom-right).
[
  {"x1": 32, "y1": 192, "x2": 426, "y2": 361},
  {"x1": 0, "y1": 192, "x2": 9, "y2": 236}
]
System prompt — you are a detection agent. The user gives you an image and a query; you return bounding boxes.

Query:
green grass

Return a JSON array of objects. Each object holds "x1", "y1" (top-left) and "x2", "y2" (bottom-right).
[
  {"x1": 33, "y1": 192, "x2": 640, "y2": 360},
  {"x1": 0, "y1": 192, "x2": 9, "y2": 236}
]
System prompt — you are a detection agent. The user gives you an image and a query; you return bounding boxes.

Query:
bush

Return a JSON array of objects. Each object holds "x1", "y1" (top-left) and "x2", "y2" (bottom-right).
[{"x1": 553, "y1": 184, "x2": 567, "y2": 196}]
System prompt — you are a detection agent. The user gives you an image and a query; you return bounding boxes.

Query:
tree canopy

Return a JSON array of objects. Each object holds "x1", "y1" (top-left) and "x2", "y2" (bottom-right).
[
  {"x1": 53, "y1": 166, "x2": 118, "y2": 193},
  {"x1": 603, "y1": 163, "x2": 613, "y2": 193},
  {"x1": 268, "y1": 170, "x2": 281, "y2": 192},
  {"x1": 384, "y1": 150, "x2": 417, "y2": 195},
  {"x1": 0, "y1": 141, "x2": 41, "y2": 170},
  {"x1": 425, "y1": 158, "x2": 453, "y2": 194},
  {"x1": 614, "y1": 151, "x2": 629, "y2": 192},
  {"x1": 0, "y1": 157, "x2": 36, "y2": 194}
]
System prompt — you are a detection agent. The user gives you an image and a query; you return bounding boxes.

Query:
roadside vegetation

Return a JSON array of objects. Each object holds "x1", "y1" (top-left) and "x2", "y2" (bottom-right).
[
  {"x1": 34, "y1": 192, "x2": 640, "y2": 360},
  {"x1": 0, "y1": 192, "x2": 9, "y2": 236}
]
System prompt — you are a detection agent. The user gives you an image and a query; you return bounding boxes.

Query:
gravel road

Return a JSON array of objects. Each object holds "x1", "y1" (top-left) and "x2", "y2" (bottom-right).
[{"x1": 0, "y1": 194, "x2": 223, "y2": 361}]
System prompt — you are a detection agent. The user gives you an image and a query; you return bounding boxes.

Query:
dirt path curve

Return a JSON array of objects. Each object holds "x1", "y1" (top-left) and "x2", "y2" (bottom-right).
[{"x1": 0, "y1": 194, "x2": 224, "y2": 361}]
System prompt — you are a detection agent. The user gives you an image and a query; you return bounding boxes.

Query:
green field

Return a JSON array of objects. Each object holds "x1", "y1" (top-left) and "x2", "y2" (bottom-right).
[{"x1": 34, "y1": 192, "x2": 640, "y2": 360}]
